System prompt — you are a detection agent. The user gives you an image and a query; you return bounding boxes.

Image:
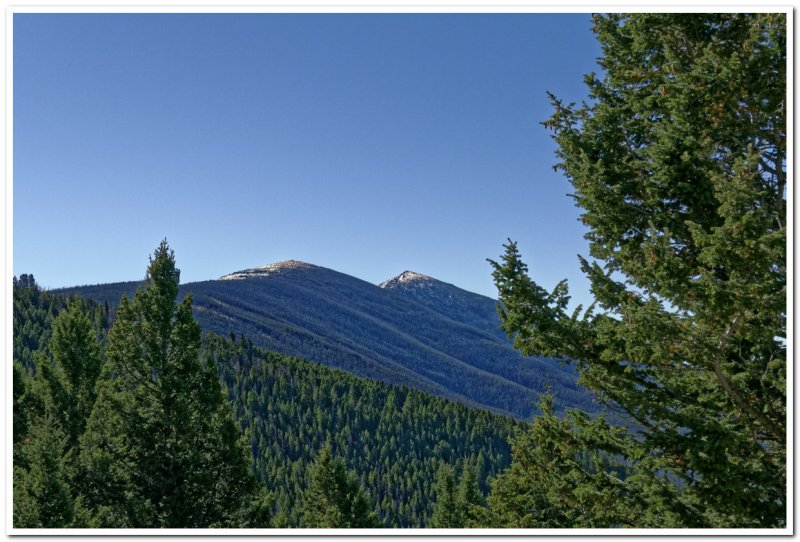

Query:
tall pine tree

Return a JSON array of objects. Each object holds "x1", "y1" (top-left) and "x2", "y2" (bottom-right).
[
  {"x1": 430, "y1": 463, "x2": 459, "y2": 528},
  {"x1": 488, "y1": 13, "x2": 785, "y2": 528},
  {"x1": 456, "y1": 460, "x2": 485, "y2": 527},
  {"x1": 38, "y1": 300, "x2": 102, "y2": 449},
  {"x1": 78, "y1": 241, "x2": 264, "y2": 528},
  {"x1": 13, "y1": 415, "x2": 75, "y2": 528},
  {"x1": 301, "y1": 442, "x2": 380, "y2": 528}
]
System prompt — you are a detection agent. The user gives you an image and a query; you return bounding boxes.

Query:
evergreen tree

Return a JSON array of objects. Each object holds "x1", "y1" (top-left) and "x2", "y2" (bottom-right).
[
  {"x1": 12, "y1": 363, "x2": 34, "y2": 453},
  {"x1": 488, "y1": 13, "x2": 785, "y2": 528},
  {"x1": 301, "y1": 443, "x2": 380, "y2": 528},
  {"x1": 430, "y1": 463, "x2": 459, "y2": 527},
  {"x1": 78, "y1": 241, "x2": 264, "y2": 527},
  {"x1": 487, "y1": 395, "x2": 650, "y2": 528},
  {"x1": 12, "y1": 284, "x2": 107, "y2": 528},
  {"x1": 13, "y1": 415, "x2": 74, "y2": 528},
  {"x1": 37, "y1": 300, "x2": 102, "y2": 449},
  {"x1": 456, "y1": 460, "x2": 484, "y2": 527},
  {"x1": 13, "y1": 274, "x2": 66, "y2": 372}
]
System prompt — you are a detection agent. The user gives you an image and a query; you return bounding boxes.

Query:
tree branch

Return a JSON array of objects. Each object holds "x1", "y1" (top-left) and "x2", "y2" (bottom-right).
[{"x1": 711, "y1": 316, "x2": 783, "y2": 444}]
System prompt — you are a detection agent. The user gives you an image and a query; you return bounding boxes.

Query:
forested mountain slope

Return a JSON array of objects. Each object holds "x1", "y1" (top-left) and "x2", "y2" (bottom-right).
[
  {"x1": 58, "y1": 261, "x2": 596, "y2": 419},
  {"x1": 14, "y1": 276, "x2": 516, "y2": 528},
  {"x1": 210, "y1": 334, "x2": 516, "y2": 527}
]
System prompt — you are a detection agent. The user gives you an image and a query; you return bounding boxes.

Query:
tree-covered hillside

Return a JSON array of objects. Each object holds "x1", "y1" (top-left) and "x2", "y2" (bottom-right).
[
  {"x1": 210, "y1": 334, "x2": 516, "y2": 527},
  {"x1": 14, "y1": 260, "x2": 517, "y2": 528},
  {"x1": 13, "y1": 274, "x2": 111, "y2": 372}
]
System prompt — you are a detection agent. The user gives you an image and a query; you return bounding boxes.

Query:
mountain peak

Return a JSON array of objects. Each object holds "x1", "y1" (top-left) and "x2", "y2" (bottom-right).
[
  {"x1": 378, "y1": 270, "x2": 436, "y2": 289},
  {"x1": 219, "y1": 260, "x2": 315, "y2": 280}
]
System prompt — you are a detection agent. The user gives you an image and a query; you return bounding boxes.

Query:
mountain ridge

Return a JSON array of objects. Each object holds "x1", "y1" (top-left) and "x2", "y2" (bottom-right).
[
  {"x1": 55, "y1": 260, "x2": 596, "y2": 419},
  {"x1": 219, "y1": 260, "x2": 319, "y2": 281}
]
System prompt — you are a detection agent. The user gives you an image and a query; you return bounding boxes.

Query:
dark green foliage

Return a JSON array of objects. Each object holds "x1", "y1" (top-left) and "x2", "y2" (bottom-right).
[
  {"x1": 430, "y1": 460, "x2": 487, "y2": 528},
  {"x1": 487, "y1": 394, "x2": 666, "y2": 528},
  {"x1": 78, "y1": 241, "x2": 264, "y2": 528},
  {"x1": 430, "y1": 464, "x2": 458, "y2": 528},
  {"x1": 13, "y1": 282, "x2": 108, "y2": 529},
  {"x1": 38, "y1": 301, "x2": 103, "y2": 448},
  {"x1": 230, "y1": 487, "x2": 274, "y2": 529},
  {"x1": 488, "y1": 13, "x2": 786, "y2": 528},
  {"x1": 13, "y1": 275, "x2": 66, "y2": 372},
  {"x1": 15, "y1": 259, "x2": 531, "y2": 532},
  {"x1": 301, "y1": 443, "x2": 380, "y2": 528},
  {"x1": 210, "y1": 334, "x2": 515, "y2": 528},
  {"x1": 14, "y1": 274, "x2": 110, "y2": 374},
  {"x1": 50, "y1": 300, "x2": 103, "y2": 394},
  {"x1": 456, "y1": 461, "x2": 485, "y2": 527},
  {"x1": 13, "y1": 363, "x2": 34, "y2": 452},
  {"x1": 13, "y1": 415, "x2": 75, "y2": 528}
]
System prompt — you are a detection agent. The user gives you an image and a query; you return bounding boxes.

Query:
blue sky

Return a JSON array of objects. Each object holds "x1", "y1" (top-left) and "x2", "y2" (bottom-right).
[{"x1": 14, "y1": 13, "x2": 601, "y2": 305}]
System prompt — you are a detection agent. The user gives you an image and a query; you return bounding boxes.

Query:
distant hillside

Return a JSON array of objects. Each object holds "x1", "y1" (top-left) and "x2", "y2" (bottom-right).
[
  {"x1": 58, "y1": 261, "x2": 597, "y2": 419},
  {"x1": 211, "y1": 334, "x2": 517, "y2": 527}
]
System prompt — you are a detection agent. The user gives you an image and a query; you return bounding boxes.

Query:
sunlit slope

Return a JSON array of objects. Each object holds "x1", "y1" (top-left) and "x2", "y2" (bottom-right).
[{"x1": 59, "y1": 261, "x2": 595, "y2": 419}]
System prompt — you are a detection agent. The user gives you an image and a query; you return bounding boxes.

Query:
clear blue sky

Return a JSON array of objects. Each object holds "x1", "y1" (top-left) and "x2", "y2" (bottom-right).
[{"x1": 14, "y1": 13, "x2": 601, "y2": 305}]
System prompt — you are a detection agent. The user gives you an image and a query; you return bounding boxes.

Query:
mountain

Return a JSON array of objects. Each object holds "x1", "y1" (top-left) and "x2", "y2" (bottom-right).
[
  {"x1": 13, "y1": 279, "x2": 518, "y2": 528},
  {"x1": 57, "y1": 261, "x2": 596, "y2": 419},
  {"x1": 379, "y1": 270, "x2": 508, "y2": 338}
]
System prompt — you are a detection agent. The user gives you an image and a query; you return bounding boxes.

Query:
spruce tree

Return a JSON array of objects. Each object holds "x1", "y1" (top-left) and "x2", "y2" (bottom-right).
[
  {"x1": 301, "y1": 443, "x2": 380, "y2": 528},
  {"x1": 488, "y1": 13, "x2": 785, "y2": 528},
  {"x1": 456, "y1": 460, "x2": 484, "y2": 527},
  {"x1": 78, "y1": 241, "x2": 264, "y2": 527},
  {"x1": 12, "y1": 362, "x2": 33, "y2": 453},
  {"x1": 430, "y1": 463, "x2": 459, "y2": 527},
  {"x1": 38, "y1": 300, "x2": 102, "y2": 449},
  {"x1": 487, "y1": 394, "x2": 648, "y2": 527},
  {"x1": 13, "y1": 415, "x2": 74, "y2": 528}
]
